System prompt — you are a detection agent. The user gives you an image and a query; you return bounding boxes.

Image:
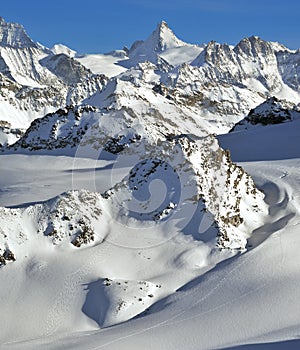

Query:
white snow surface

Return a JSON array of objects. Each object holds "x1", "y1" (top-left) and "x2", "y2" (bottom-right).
[
  {"x1": 1, "y1": 148, "x2": 300, "y2": 349},
  {"x1": 76, "y1": 53, "x2": 128, "y2": 78},
  {"x1": 1, "y1": 16, "x2": 300, "y2": 350},
  {"x1": 51, "y1": 44, "x2": 77, "y2": 58},
  {"x1": 1, "y1": 115, "x2": 300, "y2": 349}
]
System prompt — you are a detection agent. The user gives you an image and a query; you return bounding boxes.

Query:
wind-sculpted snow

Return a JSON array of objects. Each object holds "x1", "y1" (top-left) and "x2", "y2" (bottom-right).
[
  {"x1": 100, "y1": 135, "x2": 266, "y2": 250},
  {"x1": 0, "y1": 130, "x2": 267, "y2": 331},
  {"x1": 1, "y1": 17, "x2": 300, "y2": 349}
]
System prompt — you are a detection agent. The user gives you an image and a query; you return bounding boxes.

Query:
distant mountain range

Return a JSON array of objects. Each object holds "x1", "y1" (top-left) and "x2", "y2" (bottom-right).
[
  {"x1": 0, "y1": 17, "x2": 299, "y2": 140},
  {"x1": 0, "y1": 17, "x2": 300, "y2": 345}
]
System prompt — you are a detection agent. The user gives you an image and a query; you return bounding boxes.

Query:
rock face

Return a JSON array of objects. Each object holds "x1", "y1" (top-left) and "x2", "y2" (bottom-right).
[
  {"x1": 170, "y1": 35, "x2": 300, "y2": 126},
  {"x1": 230, "y1": 97, "x2": 300, "y2": 132},
  {"x1": 126, "y1": 21, "x2": 187, "y2": 65},
  {"x1": 1, "y1": 17, "x2": 300, "y2": 135},
  {"x1": 101, "y1": 135, "x2": 266, "y2": 250},
  {"x1": 40, "y1": 53, "x2": 93, "y2": 85},
  {"x1": 0, "y1": 17, "x2": 108, "y2": 133},
  {"x1": 0, "y1": 189, "x2": 107, "y2": 264},
  {"x1": 0, "y1": 248, "x2": 16, "y2": 267},
  {"x1": 0, "y1": 16, "x2": 39, "y2": 49},
  {"x1": 3, "y1": 18, "x2": 299, "y2": 263},
  {"x1": 0, "y1": 120, "x2": 24, "y2": 146},
  {"x1": 8, "y1": 105, "x2": 99, "y2": 152}
]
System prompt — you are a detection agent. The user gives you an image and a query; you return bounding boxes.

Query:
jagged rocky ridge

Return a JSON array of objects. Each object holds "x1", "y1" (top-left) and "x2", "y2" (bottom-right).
[
  {"x1": 0, "y1": 17, "x2": 108, "y2": 139},
  {"x1": 1, "y1": 17, "x2": 300, "y2": 138},
  {"x1": 230, "y1": 96, "x2": 300, "y2": 132},
  {"x1": 101, "y1": 135, "x2": 266, "y2": 250},
  {"x1": 0, "y1": 73, "x2": 270, "y2": 260},
  {"x1": 163, "y1": 36, "x2": 299, "y2": 126},
  {"x1": 0, "y1": 120, "x2": 24, "y2": 146},
  {"x1": 1, "y1": 18, "x2": 298, "y2": 266},
  {"x1": 0, "y1": 190, "x2": 107, "y2": 267},
  {"x1": 0, "y1": 126, "x2": 267, "y2": 267},
  {"x1": 114, "y1": 23, "x2": 300, "y2": 129}
]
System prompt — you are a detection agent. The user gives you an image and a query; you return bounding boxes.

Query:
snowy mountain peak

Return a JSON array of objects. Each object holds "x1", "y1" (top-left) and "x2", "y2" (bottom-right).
[
  {"x1": 126, "y1": 21, "x2": 187, "y2": 66},
  {"x1": 234, "y1": 35, "x2": 274, "y2": 57},
  {"x1": 51, "y1": 44, "x2": 77, "y2": 58},
  {"x1": 148, "y1": 20, "x2": 185, "y2": 52},
  {"x1": 0, "y1": 16, "x2": 39, "y2": 49},
  {"x1": 39, "y1": 53, "x2": 93, "y2": 85},
  {"x1": 247, "y1": 96, "x2": 300, "y2": 118},
  {"x1": 158, "y1": 20, "x2": 168, "y2": 28},
  {"x1": 191, "y1": 40, "x2": 232, "y2": 66}
]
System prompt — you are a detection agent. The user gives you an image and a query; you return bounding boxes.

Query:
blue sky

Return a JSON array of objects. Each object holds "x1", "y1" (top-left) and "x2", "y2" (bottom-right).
[{"x1": 1, "y1": 0, "x2": 300, "y2": 53}]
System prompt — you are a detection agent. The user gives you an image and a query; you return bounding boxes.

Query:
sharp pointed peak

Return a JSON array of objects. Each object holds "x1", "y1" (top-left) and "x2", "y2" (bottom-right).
[
  {"x1": 236, "y1": 35, "x2": 267, "y2": 46},
  {"x1": 0, "y1": 16, "x2": 24, "y2": 29},
  {"x1": 0, "y1": 16, "x2": 40, "y2": 49},
  {"x1": 157, "y1": 20, "x2": 169, "y2": 29},
  {"x1": 147, "y1": 20, "x2": 185, "y2": 51},
  {"x1": 153, "y1": 20, "x2": 174, "y2": 36}
]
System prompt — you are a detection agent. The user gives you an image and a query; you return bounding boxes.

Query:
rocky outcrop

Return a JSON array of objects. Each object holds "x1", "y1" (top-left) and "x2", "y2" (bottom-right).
[
  {"x1": 0, "y1": 189, "x2": 106, "y2": 265},
  {"x1": 230, "y1": 97, "x2": 300, "y2": 132},
  {"x1": 40, "y1": 53, "x2": 93, "y2": 85},
  {"x1": 0, "y1": 17, "x2": 108, "y2": 132},
  {"x1": 101, "y1": 134, "x2": 266, "y2": 250}
]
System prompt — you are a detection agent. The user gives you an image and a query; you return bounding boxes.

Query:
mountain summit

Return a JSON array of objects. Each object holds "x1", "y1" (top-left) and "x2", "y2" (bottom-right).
[
  {"x1": 141, "y1": 20, "x2": 186, "y2": 53},
  {"x1": 1, "y1": 16, "x2": 300, "y2": 350},
  {"x1": 0, "y1": 16, "x2": 39, "y2": 49},
  {"x1": 125, "y1": 21, "x2": 189, "y2": 66}
]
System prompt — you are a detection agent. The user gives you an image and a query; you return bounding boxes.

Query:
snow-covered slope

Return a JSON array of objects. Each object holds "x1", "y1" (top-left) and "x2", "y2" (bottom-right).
[
  {"x1": 0, "y1": 133, "x2": 267, "y2": 341},
  {"x1": 3, "y1": 81, "x2": 267, "y2": 249},
  {"x1": 0, "y1": 60, "x2": 269, "y2": 337},
  {"x1": 1, "y1": 133, "x2": 300, "y2": 350},
  {"x1": 1, "y1": 17, "x2": 300, "y2": 135},
  {"x1": 0, "y1": 17, "x2": 108, "y2": 134},
  {"x1": 4, "y1": 63, "x2": 218, "y2": 154},
  {"x1": 218, "y1": 97, "x2": 300, "y2": 162},
  {"x1": 51, "y1": 43, "x2": 76, "y2": 58},
  {"x1": 1, "y1": 16, "x2": 300, "y2": 350},
  {"x1": 75, "y1": 51, "x2": 129, "y2": 78},
  {"x1": 122, "y1": 21, "x2": 203, "y2": 68},
  {"x1": 230, "y1": 96, "x2": 300, "y2": 132}
]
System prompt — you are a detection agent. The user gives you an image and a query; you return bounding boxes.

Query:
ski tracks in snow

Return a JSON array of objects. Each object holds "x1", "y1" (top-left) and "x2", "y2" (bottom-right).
[{"x1": 44, "y1": 242, "x2": 111, "y2": 337}]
